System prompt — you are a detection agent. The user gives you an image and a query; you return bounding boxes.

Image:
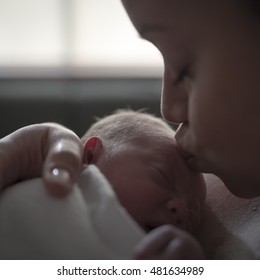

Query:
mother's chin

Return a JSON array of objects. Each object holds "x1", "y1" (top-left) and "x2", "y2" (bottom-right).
[{"x1": 215, "y1": 172, "x2": 260, "y2": 199}]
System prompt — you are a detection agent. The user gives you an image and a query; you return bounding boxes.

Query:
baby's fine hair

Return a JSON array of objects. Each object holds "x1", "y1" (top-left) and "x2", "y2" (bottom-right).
[{"x1": 81, "y1": 109, "x2": 174, "y2": 150}]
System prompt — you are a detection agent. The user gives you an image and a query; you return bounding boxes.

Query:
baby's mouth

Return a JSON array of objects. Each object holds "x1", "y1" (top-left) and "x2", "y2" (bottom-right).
[{"x1": 144, "y1": 225, "x2": 157, "y2": 232}]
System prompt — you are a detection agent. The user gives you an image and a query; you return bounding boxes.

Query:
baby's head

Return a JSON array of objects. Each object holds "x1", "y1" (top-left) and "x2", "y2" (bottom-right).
[{"x1": 81, "y1": 110, "x2": 206, "y2": 233}]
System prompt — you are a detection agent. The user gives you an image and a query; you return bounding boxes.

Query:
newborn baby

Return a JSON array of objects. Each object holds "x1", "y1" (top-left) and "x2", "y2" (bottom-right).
[{"x1": 82, "y1": 110, "x2": 206, "y2": 233}]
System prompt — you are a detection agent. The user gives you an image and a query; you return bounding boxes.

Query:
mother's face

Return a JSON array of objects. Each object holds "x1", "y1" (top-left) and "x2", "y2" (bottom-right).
[{"x1": 122, "y1": 0, "x2": 260, "y2": 198}]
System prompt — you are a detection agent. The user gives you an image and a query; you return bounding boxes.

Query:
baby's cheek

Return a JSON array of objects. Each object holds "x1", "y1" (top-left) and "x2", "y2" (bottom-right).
[
  {"x1": 197, "y1": 174, "x2": 207, "y2": 202},
  {"x1": 187, "y1": 172, "x2": 206, "y2": 204}
]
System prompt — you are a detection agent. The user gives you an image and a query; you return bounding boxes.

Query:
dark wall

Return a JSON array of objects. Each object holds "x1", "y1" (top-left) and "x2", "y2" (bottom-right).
[{"x1": 0, "y1": 78, "x2": 162, "y2": 138}]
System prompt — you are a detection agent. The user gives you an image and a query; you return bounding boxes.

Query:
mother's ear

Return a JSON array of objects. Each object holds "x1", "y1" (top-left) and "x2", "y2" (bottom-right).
[{"x1": 83, "y1": 136, "x2": 103, "y2": 164}]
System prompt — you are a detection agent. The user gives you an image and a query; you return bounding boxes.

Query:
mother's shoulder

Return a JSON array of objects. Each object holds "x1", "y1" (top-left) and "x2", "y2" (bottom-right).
[{"x1": 196, "y1": 174, "x2": 260, "y2": 259}]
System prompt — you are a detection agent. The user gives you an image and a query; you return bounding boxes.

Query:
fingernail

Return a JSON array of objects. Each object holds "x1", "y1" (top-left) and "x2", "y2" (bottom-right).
[{"x1": 49, "y1": 168, "x2": 72, "y2": 190}]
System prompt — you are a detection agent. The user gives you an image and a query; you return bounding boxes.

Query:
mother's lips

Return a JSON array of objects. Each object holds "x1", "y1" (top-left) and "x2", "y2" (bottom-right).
[
  {"x1": 175, "y1": 123, "x2": 195, "y2": 159},
  {"x1": 180, "y1": 147, "x2": 193, "y2": 160},
  {"x1": 176, "y1": 141, "x2": 194, "y2": 161}
]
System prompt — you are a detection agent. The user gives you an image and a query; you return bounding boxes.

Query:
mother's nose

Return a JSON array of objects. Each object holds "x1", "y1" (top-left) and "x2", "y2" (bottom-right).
[
  {"x1": 166, "y1": 198, "x2": 189, "y2": 230},
  {"x1": 161, "y1": 68, "x2": 189, "y2": 124}
]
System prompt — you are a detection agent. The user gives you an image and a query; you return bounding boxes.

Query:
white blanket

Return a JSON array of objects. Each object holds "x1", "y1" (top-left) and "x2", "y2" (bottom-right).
[{"x1": 0, "y1": 165, "x2": 145, "y2": 259}]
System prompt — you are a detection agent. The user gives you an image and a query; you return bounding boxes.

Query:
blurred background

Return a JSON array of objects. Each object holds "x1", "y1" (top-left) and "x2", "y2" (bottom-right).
[{"x1": 0, "y1": 0, "x2": 163, "y2": 138}]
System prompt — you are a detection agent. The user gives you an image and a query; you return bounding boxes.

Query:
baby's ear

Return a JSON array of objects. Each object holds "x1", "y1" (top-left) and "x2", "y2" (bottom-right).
[{"x1": 83, "y1": 136, "x2": 103, "y2": 164}]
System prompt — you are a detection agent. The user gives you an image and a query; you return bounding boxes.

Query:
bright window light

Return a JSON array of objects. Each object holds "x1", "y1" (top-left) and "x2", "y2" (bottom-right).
[
  {"x1": 0, "y1": 0, "x2": 163, "y2": 77},
  {"x1": 0, "y1": 0, "x2": 64, "y2": 66}
]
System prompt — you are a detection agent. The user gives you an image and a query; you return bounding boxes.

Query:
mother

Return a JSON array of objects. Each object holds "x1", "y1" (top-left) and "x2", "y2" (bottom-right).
[
  {"x1": 121, "y1": 0, "x2": 260, "y2": 199},
  {"x1": 119, "y1": 0, "x2": 260, "y2": 258}
]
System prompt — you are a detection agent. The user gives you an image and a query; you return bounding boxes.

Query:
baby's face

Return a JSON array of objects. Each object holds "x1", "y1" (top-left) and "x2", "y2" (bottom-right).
[
  {"x1": 98, "y1": 130, "x2": 206, "y2": 234},
  {"x1": 121, "y1": 0, "x2": 260, "y2": 198}
]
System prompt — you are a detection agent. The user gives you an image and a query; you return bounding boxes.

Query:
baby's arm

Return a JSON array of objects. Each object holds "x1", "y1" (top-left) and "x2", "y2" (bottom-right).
[
  {"x1": 0, "y1": 123, "x2": 83, "y2": 195},
  {"x1": 133, "y1": 225, "x2": 205, "y2": 260}
]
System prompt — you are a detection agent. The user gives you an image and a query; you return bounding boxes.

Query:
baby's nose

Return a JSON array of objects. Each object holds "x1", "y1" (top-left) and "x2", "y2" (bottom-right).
[{"x1": 166, "y1": 199, "x2": 189, "y2": 230}]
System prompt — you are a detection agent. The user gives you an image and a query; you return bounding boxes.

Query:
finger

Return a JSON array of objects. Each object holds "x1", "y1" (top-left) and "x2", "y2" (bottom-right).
[
  {"x1": 133, "y1": 225, "x2": 177, "y2": 259},
  {"x1": 134, "y1": 225, "x2": 204, "y2": 260},
  {"x1": 43, "y1": 137, "x2": 84, "y2": 196},
  {"x1": 161, "y1": 234, "x2": 205, "y2": 260}
]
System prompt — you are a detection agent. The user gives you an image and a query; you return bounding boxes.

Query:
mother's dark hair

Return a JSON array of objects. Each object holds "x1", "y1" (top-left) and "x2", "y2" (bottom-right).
[{"x1": 240, "y1": 0, "x2": 260, "y2": 19}]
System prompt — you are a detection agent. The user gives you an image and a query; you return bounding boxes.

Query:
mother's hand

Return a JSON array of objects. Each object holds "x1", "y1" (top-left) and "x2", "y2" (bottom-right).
[
  {"x1": 0, "y1": 123, "x2": 84, "y2": 195},
  {"x1": 133, "y1": 225, "x2": 205, "y2": 260}
]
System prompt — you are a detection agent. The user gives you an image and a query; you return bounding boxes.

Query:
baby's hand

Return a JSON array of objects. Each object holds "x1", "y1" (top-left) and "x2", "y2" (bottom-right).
[
  {"x1": 0, "y1": 123, "x2": 84, "y2": 196},
  {"x1": 133, "y1": 225, "x2": 205, "y2": 260}
]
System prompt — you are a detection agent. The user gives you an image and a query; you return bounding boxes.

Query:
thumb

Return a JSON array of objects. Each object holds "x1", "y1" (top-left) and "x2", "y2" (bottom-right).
[{"x1": 42, "y1": 128, "x2": 84, "y2": 196}]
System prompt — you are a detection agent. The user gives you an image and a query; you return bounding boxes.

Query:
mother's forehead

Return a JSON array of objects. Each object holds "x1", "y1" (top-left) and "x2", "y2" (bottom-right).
[
  {"x1": 121, "y1": 0, "x2": 177, "y2": 20},
  {"x1": 121, "y1": 0, "x2": 214, "y2": 39},
  {"x1": 121, "y1": 0, "x2": 234, "y2": 24}
]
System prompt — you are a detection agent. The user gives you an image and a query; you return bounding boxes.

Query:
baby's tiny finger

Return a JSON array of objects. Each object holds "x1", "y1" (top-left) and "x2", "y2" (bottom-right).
[{"x1": 133, "y1": 225, "x2": 176, "y2": 259}]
